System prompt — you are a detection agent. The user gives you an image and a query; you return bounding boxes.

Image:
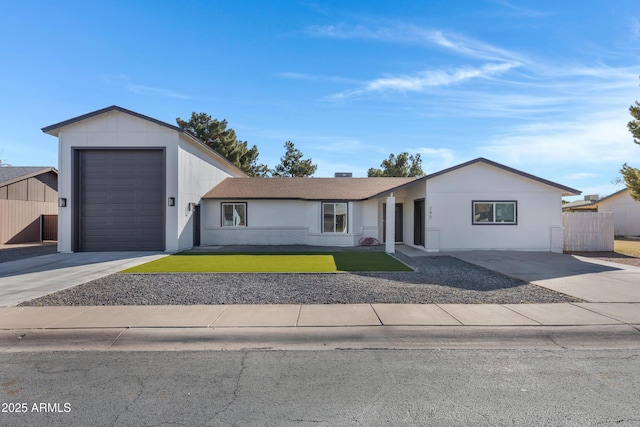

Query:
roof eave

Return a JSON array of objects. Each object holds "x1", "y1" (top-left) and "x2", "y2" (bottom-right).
[
  {"x1": 42, "y1": 106, "x2": 248, "y2": 177},
  {"x1": 203, "y1": 195, "x2": 368, "y2": 201},
  {"x1": 366, "y1": 177, "x2": 423, "y2": 200},
  {"x1": 41, "y1": 105, "x2": 183, "y2": 136}
]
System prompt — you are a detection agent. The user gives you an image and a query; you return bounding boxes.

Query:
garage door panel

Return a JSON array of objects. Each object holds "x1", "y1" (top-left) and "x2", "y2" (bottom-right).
[
  {"x1": 85, "y1": 200, "x2": 161, "y2": 210},
  {"x1": 85, "y1": 228, "x2": 162, "y2": 237},
  {"x1": 83, "y1": 217, "x2": 163, "y2": 227},
  {"x1": 83, "y1": 193, "x2": 163, "y2": 204},
  {"x1": 82, "y1": 179, "x2": 163, "y2": 190},
  {"x1": 78, "y1": 149, "x2": 165, "y2": 251}
]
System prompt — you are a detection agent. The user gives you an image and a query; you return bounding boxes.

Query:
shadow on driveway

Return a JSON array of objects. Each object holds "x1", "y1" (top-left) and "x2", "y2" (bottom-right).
[{"x1": 448, "y1": 251, "x2": 624, "y2": 282}]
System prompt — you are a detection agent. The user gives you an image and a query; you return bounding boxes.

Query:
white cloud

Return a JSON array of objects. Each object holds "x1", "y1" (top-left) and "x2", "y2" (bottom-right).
[
  {"x1": 417, "y1": 29, "x2": 525, "y2": 62},
  {"x1": 329, "y1": 62, "x2": 520, "y2": 100},
  {"x1": 305, "y1": 23, "x2": 525, "y2": 63},
  {"x1": 480, "y1": 114, "x2": 636, "y2": 167}
]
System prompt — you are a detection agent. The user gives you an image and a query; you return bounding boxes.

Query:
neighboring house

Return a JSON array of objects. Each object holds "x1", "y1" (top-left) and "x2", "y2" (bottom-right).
[
  {"x1": 568, "y1": 188, "x2": 640, "y2": 237},
  {"x1": 0, "y1": 167, "x2": 58, "y2": 244},
  {"x1": 562, "y1": 194, "x2": 600, "y2": 212},
  {"x1": 43, "y1": 106, "x2": 581, "y2": 253}
]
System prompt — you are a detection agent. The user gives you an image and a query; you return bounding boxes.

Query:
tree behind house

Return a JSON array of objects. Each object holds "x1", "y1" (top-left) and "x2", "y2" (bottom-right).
[
  {"x1": 272, "y1": 140, "x2": 317, "y2": 177},
  {"x1": 368, "y1": 152, "x2": 424, "y2": 177},
  {"x1": 176, "y1": 112, "x2": 269, "y2": 177},
  {"x1": 621, "y1": 94, "x2": 640, "y2": 200}
]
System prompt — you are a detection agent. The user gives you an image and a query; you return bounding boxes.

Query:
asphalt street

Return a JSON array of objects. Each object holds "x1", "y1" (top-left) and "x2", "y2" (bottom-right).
[{"x1": 1, "y1": 349, "x2": 639, "y2": 426}]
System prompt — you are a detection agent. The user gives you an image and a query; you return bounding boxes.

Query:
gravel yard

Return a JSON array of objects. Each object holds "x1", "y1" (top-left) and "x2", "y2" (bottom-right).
[{"x1": 20, "y1": 254, "x2": 581, "y2": 306}]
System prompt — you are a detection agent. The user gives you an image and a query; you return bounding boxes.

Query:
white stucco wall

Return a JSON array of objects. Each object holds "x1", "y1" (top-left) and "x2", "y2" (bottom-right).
[
  {"x1": 56, "y1": 111, "x2": 180, "y2": 252},
  {"x1": 373, "y1": 183, "x2": 426, "y2": 247},
  {"x1": 175, "y1": 137, "x2": 241, "y2": 250},
  {"x1": 597, "y1": 189, "x2": 640, "y2": 237},
  {"x1": 202, "y1": 199, "x2": 373, "y2": 246},
  {"x1": 425, "y1": 162, "x2": 564, "y2": 252},
  {"x1": 402, "y1": 181, "x2": 427, "y2": 248},
  {"x1": 360, "y1": 199, "x2": 380, "y2": 243},
  {"x1": 55, "y1": 110, "x2": 239, "y2": 252}
]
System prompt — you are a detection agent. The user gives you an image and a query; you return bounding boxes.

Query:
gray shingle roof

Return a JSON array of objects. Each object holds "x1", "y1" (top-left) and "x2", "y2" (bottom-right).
[
  {"x1": 204, "y1": 177, "x2": 418, "y2": 201},
  {"x1": 0, "y1": 167, "x2": 56, "y2": 186},
  {"x1": 204, "y1": 158, "x2": 581, "y2": 201}
]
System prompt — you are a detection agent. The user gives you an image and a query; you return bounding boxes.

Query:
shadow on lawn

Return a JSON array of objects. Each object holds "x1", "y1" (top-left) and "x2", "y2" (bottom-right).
[{"x1": 172, "y1": 250, "x2": 412, "y2": 272}]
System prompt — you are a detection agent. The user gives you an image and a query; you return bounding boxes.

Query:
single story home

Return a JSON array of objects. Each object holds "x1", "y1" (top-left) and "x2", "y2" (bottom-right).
[
  {"x1": 564, "y1": 188, "x2": 640, "y2": 237},
  {"x1": 0, "y1": 166, "x2": 58, "y2": 244},
  {"x1": 43, "y1": 106, "x2": 581, "y2": 253}
]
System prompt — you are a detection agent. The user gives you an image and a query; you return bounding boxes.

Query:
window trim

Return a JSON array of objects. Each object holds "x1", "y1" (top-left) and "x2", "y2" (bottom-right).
[
  {"x1": 472, "y1": 200, "x2": 517, "y2": 225},
  {"x1": 322, "y1": 202, "x2": 349, "y2": 233},
  {"x1": 221, "y1": 202, "x2": 247, "y2": 227}
]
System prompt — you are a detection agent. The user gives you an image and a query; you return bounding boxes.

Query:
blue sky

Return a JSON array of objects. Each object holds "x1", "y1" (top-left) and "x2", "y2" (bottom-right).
[{"x1": 1, "y1": 0, "x2": 639, "y2": 200}]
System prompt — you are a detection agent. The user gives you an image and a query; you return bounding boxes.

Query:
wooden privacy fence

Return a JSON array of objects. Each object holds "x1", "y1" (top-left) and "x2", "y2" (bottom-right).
[
  {"x1": 562, "y1": 212, "x2": 614, "y2": 252},
  {"x1": 41, "y1": 214, "x2": 58, "y2": 241}
]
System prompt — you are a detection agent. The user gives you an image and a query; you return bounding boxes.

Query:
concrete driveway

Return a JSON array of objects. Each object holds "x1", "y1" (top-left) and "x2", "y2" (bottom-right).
[
  {"x1": 451, "y1": 251, "x2": 640, "y2": 303},
  {"x1": 0, "y1": 252, "x2": 168, "y2": 307}
]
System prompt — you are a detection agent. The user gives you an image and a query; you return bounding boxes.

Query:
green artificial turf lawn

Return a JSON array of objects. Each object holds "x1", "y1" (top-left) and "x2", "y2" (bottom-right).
[{"x1": 122, "y1": 252, "x2": 411, "y2": 273}]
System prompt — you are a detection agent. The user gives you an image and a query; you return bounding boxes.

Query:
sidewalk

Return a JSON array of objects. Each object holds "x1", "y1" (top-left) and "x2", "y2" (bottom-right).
[
  {"x1": 1, "y1": 303, "x2": 640, "y2": 351},
  {"x1": 2, "y1": 302, "x2": 639, "y2": 329}
]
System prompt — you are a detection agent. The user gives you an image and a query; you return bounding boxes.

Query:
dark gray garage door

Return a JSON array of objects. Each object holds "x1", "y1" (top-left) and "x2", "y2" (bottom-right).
[{"x1": 76, "y1": 150, "x2": 165, "y2": 251}]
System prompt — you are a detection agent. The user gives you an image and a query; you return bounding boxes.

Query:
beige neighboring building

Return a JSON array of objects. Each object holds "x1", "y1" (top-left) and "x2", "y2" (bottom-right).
[
  {"x1": 594, "y1": 189, "x2": 640, "y2": 237},
  {"x1": 0, "y1": 167, "x2": 58, "y2": 244}
]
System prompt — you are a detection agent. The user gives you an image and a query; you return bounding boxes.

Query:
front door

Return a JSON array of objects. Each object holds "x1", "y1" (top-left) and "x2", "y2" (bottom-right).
[
  {"x1": 383, "y1": 203, "x2": 403, "y2": 243},
  {"x1": 414, "y1": 199, "x2": 425, "y2": 246},
  {"x1": 193, "y1": 204, "x2": 201, "y2": 247}
]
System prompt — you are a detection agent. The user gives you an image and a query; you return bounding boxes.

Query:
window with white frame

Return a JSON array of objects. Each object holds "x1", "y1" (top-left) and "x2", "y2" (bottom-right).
[
  {"x1": 322, "y1": 202, "x2": 348, "y2": 233},
  {"x1": 221, "y1": 202, "x2": 247, "y2": 227},
  {"x1": 472, "y1": 201, "x2": 517, "y2": 224}
]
